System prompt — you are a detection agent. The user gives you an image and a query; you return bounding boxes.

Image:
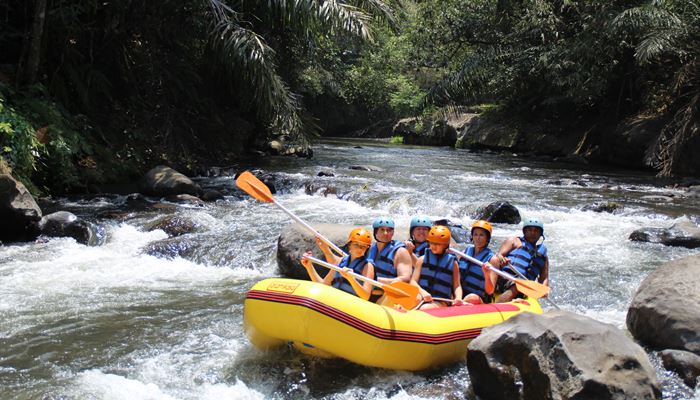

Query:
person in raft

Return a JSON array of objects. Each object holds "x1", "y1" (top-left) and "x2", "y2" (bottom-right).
[
  {"x1": 403, "y1": 215, "x2": 432, "y2": 266},
  {"x1": 367, "y1": 216, "x2": 413, "y2": 303},
  {"x1": 490, "y1": 218, "x2": 549, "y2": 302},
  {"x1": 300, "y1": 228, "x2": 375, "y2": 300},
  {"x1": 410, "y1": 225, "x2": 463, "y2": 309},
  {"x1": 458, "y1": 220, "x2": 497, "y2": 304}
]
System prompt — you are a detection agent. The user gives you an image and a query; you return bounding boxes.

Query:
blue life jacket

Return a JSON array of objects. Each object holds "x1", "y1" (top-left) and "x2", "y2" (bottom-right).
[
  {"x1": 419, "y1": 249, "x2": 456, "y2": 299},
  {"x1": 458, "y1": 245, "x2": 494, "y2": 299},
  {"x1": 413, "y1": 241, "x2": 428, "y2": 257},
  {"x1": 368, "y1": 240, "x2": 405, "y2": 280},
  {"x1": 331, "y1": 255, "x2": 369, "y2": 296},
  {"x1": 505, "y1": 236, "x2": 547, "y2": 280}
]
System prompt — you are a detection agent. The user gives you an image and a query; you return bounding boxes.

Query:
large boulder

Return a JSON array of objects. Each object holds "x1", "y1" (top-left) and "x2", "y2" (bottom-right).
[
  {"x1": 139, "y1": 165, "x2": 200, "y2": 196},
  {"x1": 468, "y1": 310, "x2": 661, "y2": 400},
  {"x1": 627, "y1": 253, "x2": 700, "y2": 355},
  {"x1": 472, "y1": 201, "x2": 522, "y2": 224},
  {"x1": 38, "y1": 211, "x2": 101, "y2": 246},
  {"x1": 0, "y1": 173, "x2": 42, "y2": 242},
  {"x1": 456, "y1": 115, "x2": 520, "y2": 150},
  {"x1": 277, "y1": 223, "x2": 411, "y2": 279},
  {"x1": 629, "y1": 218, "x2": 700, "y2": 248}
]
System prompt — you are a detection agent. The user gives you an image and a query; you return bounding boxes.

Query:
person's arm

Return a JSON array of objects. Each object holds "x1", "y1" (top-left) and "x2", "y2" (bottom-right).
[
  {"x1": 452, "y1": 260, "x2": 463, "y2": 304},
  {"x1": 392, "y1": 247, "x2": 413, "y2": 283},
  {"x1": 404, "y1": 240, "x2": 419, "y2": 267},
  {"x1": 340, "y1": 263, "x2": 373, "y2": 301},
  {"x1": 482, "y1": 262, "x2": 497, "y2": 295},
  {"x1": 410, "y1": 256, "x2": 431, "y2": 301},
  {"x1": 301, "y1": 251, "x2": 329, "y2": 284},
  {"x1": 539, "y1": 258, "x2": 549, "y2": 286},
  {"x1": 491, "y1": 237, "x2": 518, "y2": 267},
  {"x1": 316, "y1": 237, "x2": 342, "y2": 265}
]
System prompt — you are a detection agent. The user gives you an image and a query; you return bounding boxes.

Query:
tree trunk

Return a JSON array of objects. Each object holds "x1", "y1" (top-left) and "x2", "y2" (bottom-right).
[{"x1": 16, "y1": 0, "x2": 47, "y2": 86}]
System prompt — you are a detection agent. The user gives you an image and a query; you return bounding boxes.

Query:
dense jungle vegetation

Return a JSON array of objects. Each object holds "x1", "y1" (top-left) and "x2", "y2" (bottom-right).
[{"x1": 1, "y1": 0, "x2": 698, "y2": 194}]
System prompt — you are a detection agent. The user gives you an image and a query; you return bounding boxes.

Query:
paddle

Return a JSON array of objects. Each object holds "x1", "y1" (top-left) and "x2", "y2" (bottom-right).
[
  {"x1": 236, "y1": 170, "x2": 347, "y2": 257},
  {"x1": 506, "y1": 261, "x2": 561, "y2": 309},
  {"x1": 303, "y1": 255, "x2": 420, "y2": 309},
  {"x1": 448, "y1": 248, "x2": 550, "y2": 300}
]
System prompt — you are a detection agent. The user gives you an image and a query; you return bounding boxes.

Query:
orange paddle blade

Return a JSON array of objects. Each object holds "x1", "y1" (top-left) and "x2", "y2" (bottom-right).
[
  {"x1": 513, "y1": 278, "x2": 550, "y2": 299},
  {"x1": 383, "y1": 281, "x2": 420, "y2": 309},
  {"x1": 236, "y1": 171, "x2": 274, "y2": 203}
]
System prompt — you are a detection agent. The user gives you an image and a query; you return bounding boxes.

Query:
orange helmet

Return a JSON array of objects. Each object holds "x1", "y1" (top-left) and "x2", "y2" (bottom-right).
[
  {"x1": 471, "y1": 220, "x2": 492, "y2": 237},
  {"x1": 347, "y1": 227, "x2": 372, "y2": 246},
  {"x1": 427, "y1": 225, "x2": 451, "y2": 245}
]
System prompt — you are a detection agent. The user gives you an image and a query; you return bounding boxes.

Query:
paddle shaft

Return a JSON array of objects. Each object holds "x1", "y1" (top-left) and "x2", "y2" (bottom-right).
[
  {"x1": 272, "y1": 197, "x2": 348, "y2": 257},
  {"x1": 304, "y1": 255, "x2": 405, "y2": 295},
  {"x1": 448, "y1": 248, "x2": 519, "y2": 282}
]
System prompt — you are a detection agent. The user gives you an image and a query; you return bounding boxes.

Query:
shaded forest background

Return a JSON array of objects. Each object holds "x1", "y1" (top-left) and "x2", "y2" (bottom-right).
[{"x1": 1, "y1": 0, "x2": 698, "y2": 194}]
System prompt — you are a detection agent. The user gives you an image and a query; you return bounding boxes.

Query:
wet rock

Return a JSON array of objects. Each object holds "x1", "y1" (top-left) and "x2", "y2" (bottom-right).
[
  {"x1": 145, "y1": 215, "x2": 199, "y2": 237},
  {"x1": 277, "y1": 223, "x2": 410, "y2": 279},
  {"x1": 468, "y1": 310, "x2": 661, "y2": 400},
  {"x1": 582, "y1": 201, "x2": 623, "y2": 213},
  {"x1": 201, "y1": 189, "x2": 224, "y2": 202},
  {"x1": 124, "y1": 193, "x2": 156, "y2": 210},
  {"x1": 238, "y1": 170, "x2": 277, "y2": 195},
  {"x1": 164, "y1": 194, "x2": 204, "y2": 207},
  {"x1": 398, "y1": 115, "x2": 461, "y2": 146},
  {"x1": 140, "y1": 165, "x2": 200, "y2": 196},
  {"x1": 629, "y1": 219, "x2": 700, "y2": 248},
  {"x1": 143, "y1": 237, "x2": 196, "y2": 259},
  {"x1": 268, "y1": 140, "x2": 285, "y2": 155},
  {"x1": 317, "y1": 170, "x2": 335, "y2": 177},
  {"x1": 681, "y1": 185, "x2": 700, "y2": 199},
  {"x1": 38, "y1": 211, "x2": 100, "y2": 246},
  {"x1": 641, "y1": 195, "x2": 674, "y2": 203},
  {"x1": 472, "y1": 202, "x2": 521, "y2": 224},
  {"x1": 627, "y1": 253, "x2": 700, "y2": 356},
  {"x1": 348, "y1": 165, "x2": 384, "y2": 172},
  {"x1": 456, "y1": 115, "x2": 519, "y2": 150},
  {"x1": 0, "y1": 173, "x2": 42, "y2": 242},
  {"x1": 659, "y1": 349, "x2": 700, "y2": 388},
  {"x1": 277, "y1": 223, "x2": 354, "y2": 279},
  {"x1": 304, "y1": 182, "x2": 338, "y2": 198},
  {"x1": 433, "y1": 218, "x2": 470, "y2": 244}
]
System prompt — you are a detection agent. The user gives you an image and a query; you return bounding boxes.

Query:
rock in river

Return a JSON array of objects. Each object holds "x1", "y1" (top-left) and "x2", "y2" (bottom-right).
[{"x1": 467, "y1": 310, "x2": 661, "y2": 400}]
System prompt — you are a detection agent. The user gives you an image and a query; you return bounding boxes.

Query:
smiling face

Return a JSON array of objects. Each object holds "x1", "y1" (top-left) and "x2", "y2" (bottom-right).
[
  {"x1": 375, "y1": 227, "x2": 394, "y2": 243},
  {"x1": 348, "y1": 241, "x2": 370, "y2": 258},
  {"x1": 471, "y1": 227, "x2": 490, "y2": 248},
  {"x1": 412, "y1": 226, "x2": 430, "y2": 243},
  {"x1": 523, "y1": 226, "x2": 542, "y2": 243}
]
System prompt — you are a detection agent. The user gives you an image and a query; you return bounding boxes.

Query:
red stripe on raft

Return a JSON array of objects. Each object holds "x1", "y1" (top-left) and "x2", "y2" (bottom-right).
[
  {"x1": 421, "y1": 303, "x2": 520, "y2": 317},
  {"x1": 246, "y1": 290, "x2": 486, "y2": 345}
]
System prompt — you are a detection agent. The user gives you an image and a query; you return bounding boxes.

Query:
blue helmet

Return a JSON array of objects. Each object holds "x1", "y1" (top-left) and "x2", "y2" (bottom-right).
[
  {"x1": 410, "y1": 216, "x2": 432, "y2": 230},
  {"x1": 372, "y1": 217, "x2": 395, "y2": 229},
  {"x1": 523, "y1": 218, "x2": 544, "y2": 234}
]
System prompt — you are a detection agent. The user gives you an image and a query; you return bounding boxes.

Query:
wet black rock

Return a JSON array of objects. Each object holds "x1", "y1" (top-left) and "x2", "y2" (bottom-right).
[
  {"x1": 145, "y1": 215, "x2": 199, "y2": 237},
  {"x1": 348, "y1": 165, "x2": 384, "y2": 172},
  {"x1": 659, "y1": 349, "x2": 700, "y2": 388},
  {"x1": 582, "y1": 201, "x2": 623, "y2": 213},
  {"x1": 317, "y1": 170, "x2": 335, "y2": 177},
  {"x1": 139, "y1": 165, "x2": 200, "y2": 196},
  {"x1": 38, "y1": 211, "x2": 101, "y2": 246},
  {"x1": 627, "y1": 253, "x2": 700, "y2": 356},
  {"x1": 201, "y1": 189, "x2": 224, "y2": 202},
  {"x1": 304, "y1": 182, "x2": 339, "y2": 198},
  {"x1": 143, "y1": 237, "x2": 196, "y2": 259},
  {"x1": 0, "y1": 173, "x2": 42, "y2": 242},
  {"x1": 472, "y1": 201, "x2": 521, "y2": 224},
  {"x1": 434, "y1": 218, "x2": 470, "y2": 244},
  {"x1": 629, "y1": 219, "x2": 700, "y2": 248},
  {"x1": 468, "y1": 310, "x2": 661, "y2": 400},
  {"x1": 164, "y1": 194, "x2": 204, "y2": 207}
]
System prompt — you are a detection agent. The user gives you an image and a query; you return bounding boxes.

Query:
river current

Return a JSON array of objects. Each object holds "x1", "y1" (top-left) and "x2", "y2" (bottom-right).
[{"x1": 1, "y1": 139, "x2": 699, "y2": 399}]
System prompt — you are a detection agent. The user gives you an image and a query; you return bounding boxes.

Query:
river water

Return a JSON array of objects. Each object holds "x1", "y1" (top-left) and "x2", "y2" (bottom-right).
[{"x1": 1, "y1": 139, "x2": 698, "y2": 399}]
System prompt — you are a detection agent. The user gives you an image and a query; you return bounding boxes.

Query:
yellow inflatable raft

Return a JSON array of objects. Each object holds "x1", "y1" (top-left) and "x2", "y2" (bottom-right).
[{"x1": 244, "y1": 278, "x2": 543, "y2": 371}]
